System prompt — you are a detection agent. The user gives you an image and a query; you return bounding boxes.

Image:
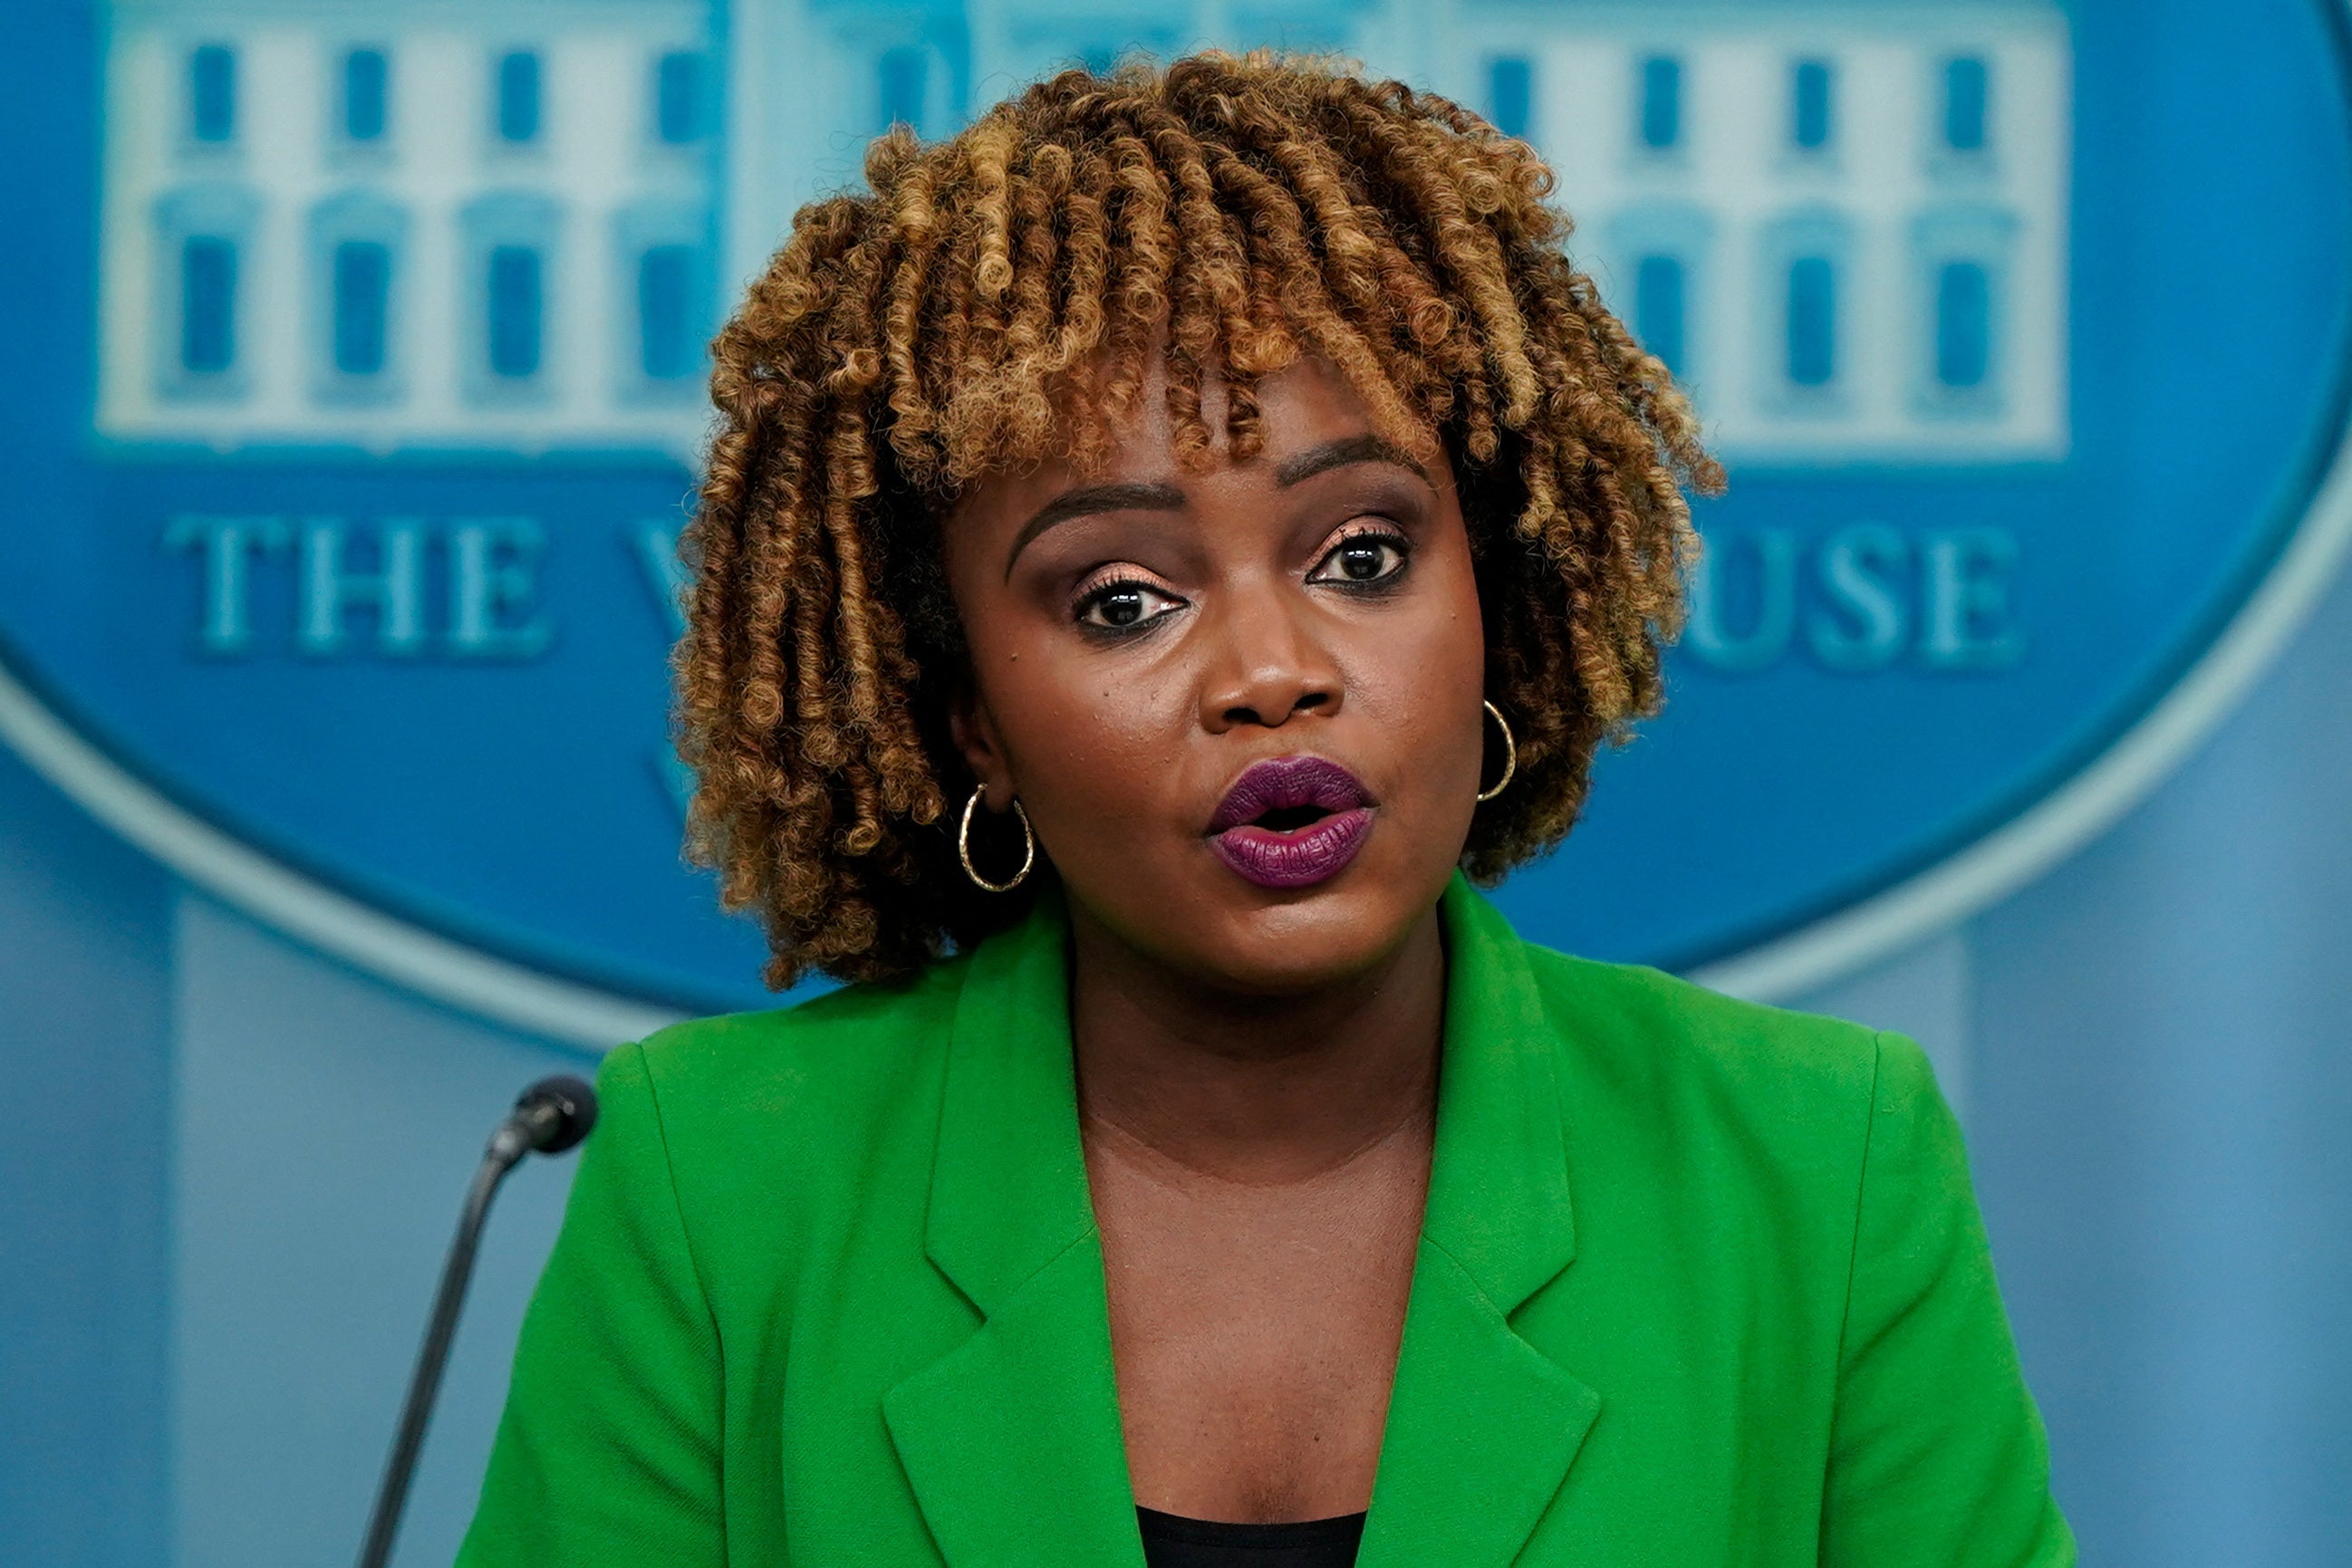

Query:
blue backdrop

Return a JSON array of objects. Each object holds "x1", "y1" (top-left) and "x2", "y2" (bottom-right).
[{"x1": 6, "y1": 0, "x2": 2352, "y2": 1563}]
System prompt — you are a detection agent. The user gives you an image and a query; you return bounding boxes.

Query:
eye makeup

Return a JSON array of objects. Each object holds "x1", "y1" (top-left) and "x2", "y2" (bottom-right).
[
  {"x1": 1307, "y1": 524, "x2": 1412, "y2": 592},
  {"x1": 1072, "y1": 568, "x2": 1189, "y2": 635}
]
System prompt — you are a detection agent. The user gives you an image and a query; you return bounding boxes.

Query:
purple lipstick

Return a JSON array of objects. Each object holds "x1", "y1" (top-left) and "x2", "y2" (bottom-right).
[{"x1": 1206, "y1": 755, "x2": 1375, "y2": 890}]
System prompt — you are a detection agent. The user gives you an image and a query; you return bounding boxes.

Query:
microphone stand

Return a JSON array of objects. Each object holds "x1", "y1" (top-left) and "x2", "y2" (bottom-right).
[{"x1": 355, "y1": 1077, "x2": 596, "y2": 1568}]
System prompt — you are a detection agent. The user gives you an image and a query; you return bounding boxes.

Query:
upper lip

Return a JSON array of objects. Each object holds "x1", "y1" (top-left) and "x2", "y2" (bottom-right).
[{"x1": 1208, "y1": 755, "x2": 1374, "y2": 833}]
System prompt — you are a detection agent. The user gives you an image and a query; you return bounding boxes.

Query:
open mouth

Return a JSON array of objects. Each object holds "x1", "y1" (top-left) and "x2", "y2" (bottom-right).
[
  {"x1": 1252, "y1": 802, "x2": 1336, "y2": 833},
  {"x1": 1207, "y1": 756, "x2": 1376, "y2": 889}
]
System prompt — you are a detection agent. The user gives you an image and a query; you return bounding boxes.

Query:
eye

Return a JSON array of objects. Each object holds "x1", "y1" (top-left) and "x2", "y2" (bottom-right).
[
  {"x1": 1308, "y1": 529, "x2": 1410, "y2": 587},
  {"x1": 1076, "y1": 578, "x2": 1187, "y2": 631}
]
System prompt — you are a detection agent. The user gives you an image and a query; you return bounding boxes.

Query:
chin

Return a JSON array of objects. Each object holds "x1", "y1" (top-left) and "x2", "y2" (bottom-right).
[{"x1": 1185, "y1": 875, "x2": 1438, "y2": 996}]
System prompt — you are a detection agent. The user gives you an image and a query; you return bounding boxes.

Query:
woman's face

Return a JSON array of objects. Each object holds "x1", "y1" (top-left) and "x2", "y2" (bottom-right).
[{"x1": 942, "y1": 354, "x2": 1489, "y2": 995}]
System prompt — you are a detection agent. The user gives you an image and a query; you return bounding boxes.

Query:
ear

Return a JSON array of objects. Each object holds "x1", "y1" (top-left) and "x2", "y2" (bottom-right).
[{"x1": 948, "y1": 682, "x2": 1017, "y2": 810}]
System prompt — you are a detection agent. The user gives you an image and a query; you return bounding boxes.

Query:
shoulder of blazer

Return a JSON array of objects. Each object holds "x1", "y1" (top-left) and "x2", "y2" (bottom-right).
[
  {"x1": 1508, "y1": 938, "x2": 1896, "y2": 1159},
  {"x1": 612, "y1": 948, "x2": 986, "y2": 1209}
]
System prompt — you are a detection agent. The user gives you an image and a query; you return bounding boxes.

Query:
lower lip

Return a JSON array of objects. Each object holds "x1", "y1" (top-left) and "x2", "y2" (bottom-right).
[{"x1": 1209, "y1": 809, "x2": 1374, "y2": 890}]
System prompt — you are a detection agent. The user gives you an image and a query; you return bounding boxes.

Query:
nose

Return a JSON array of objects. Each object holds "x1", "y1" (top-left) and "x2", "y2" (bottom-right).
[{"x1": 1198, "y1": 580, "x2": 1343, "y2": 731}]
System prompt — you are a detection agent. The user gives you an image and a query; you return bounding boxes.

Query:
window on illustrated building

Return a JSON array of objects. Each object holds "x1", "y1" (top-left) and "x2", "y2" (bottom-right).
[
  {"x1": 1944, "y1": 56, "x2": 1990, "y2": 151},
  {"x1": 487, "y1": 245, "x2": 543, "y2": 379},
  {"x1": 309, "y1": 192, "x2": 406, "y2": 401},
  {"x1": 333, "y1": 241, "x2": 390, "y2": 377},
  {"x1": 1787, "y1": 255, "x2": 1836, "y2": 387},
  {"x1": 1910, "y1": 203, "x2": 2016, "y2": 416},
  {"x1": 1935, "y1": 260, "x2": 1991, "y2": 389},
  {"x1": 1489, "y1": 56, "x2": 1533, "y2": 140},
  {"x1": 181, "y1": 236, "x2": 236, "y2": 373},
  {"x1": 639, "y1": 245, "x2": 699, "y2": 380},
  {"x1": 1608, "y1": 202, "x2": 1709, "y2": 389},
  {"x1": 460, "y1": 194, "x2": 559, "y2": 403},
  {"x1": 1635, "y1": 255, "x2": 1686, "y2": 379},
  {"x1": 1792, "y1": 59, "x2": 1832, "y2": 150},
  {"x1": 343, "y1": 49, "x2": 389, "y2": 143},
  {"x1": 155, "y1": 184, "x2": 256, "y2": 399},
  {"x1": 878, "y1": 46, "x2": 927, "y2": 134},
  {"x1": 498, "y1": 52, "x2": 541, "y2": 144},
  {"x1": 1639, "y1": 55, "x2": 1681, "y2": 150},
  {"x1": 190, "y1": 44, "x2": 235, "y2": 143},
  {"x1": 616, "y1": 198, "x2": 711, "y2": 403},
  {"x1": 657, "y1": 52, "x2": 708, "y2": 144}
]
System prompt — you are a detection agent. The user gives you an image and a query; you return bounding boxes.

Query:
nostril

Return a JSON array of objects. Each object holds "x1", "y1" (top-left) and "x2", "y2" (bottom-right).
[
  {"x1": 1221, "y1": 692, "x2": 1333, "y2": 727},
  {"x1": 1210, "y1": 675, "x2": 1338, "y2": 731}
]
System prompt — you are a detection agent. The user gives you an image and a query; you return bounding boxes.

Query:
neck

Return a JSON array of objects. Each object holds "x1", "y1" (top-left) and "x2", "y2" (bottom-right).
[{"x1": 1066, "y1": 899, "x2": 1446, "y2": 1186}]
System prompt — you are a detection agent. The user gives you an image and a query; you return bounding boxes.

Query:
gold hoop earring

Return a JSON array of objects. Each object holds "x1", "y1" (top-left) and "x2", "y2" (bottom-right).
[
  {"x1": 1477, "y1": 700, "x2": 1517, "y2": 803},
  {"x1": 958, "y1": 788, "x2": 1035, "y2": 892}
]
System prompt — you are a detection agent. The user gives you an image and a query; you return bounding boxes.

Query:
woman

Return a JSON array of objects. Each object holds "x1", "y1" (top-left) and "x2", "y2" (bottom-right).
[{"x1": 460, "y1": 53, "x2": 2073, "y2": 1567}]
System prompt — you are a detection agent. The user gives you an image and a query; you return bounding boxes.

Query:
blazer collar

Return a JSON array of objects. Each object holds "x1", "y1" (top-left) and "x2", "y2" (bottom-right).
[
  {"x1": 887, "y1": 886, "x2": 1144, "y2": 1566},
  {"x1": 918, "y1": 884, "x2": 1094, "y2": 1318},
  {"x1": 1357, "y1": 876, "x2": 1599, "y2": 1567},
  {"x1": 1419, "y1": 872, "x2": 1579, "y2": 1313},
  {"x1": 886, "y1": 874, "x2": 1598, "y2": 1568}
]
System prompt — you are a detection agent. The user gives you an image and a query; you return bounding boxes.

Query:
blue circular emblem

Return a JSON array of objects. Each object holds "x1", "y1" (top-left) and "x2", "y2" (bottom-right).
[{"x1": 4, "y1": 0, "x2": 2349, "y2": 1040}]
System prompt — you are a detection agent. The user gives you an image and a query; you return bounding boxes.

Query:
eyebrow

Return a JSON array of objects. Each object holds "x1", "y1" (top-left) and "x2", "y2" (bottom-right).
[
  {"x1": 1273, "y1": 433, "x2": 1431, "y2": 489},
  {"x1": 1002, "y1": 480, "x2": 1187, "y2": 581},
  {"x1": 1000, "y1": 433, "x2": 1432, "y2": 581}
]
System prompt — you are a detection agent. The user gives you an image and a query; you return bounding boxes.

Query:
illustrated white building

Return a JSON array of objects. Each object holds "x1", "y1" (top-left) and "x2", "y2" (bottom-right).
[
  {"x1": 99, "y1": 0, "x2": 722, "y2": 457},
  {"x1": 1499, "y1": 3, "x2": 2073, "y2": 463},
  {"x1": 97, "y1": 0, "x2": 2068, "y2": 465}
]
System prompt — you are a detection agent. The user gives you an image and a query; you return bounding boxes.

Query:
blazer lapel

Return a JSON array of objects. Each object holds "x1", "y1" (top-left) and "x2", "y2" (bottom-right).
[
  {"x1": 882, "y1": 892, "x2": 1145, "y2": 1568},
  {"x1": 882, "y1": 877, "x2": 1595, "y2": 1567},
  {"x1": 883, "y1": 1237, "x2": 1142, "y2": 1568},
  {"x1": 1357, "y1": 876, "x2": 1602, "y2": 1568}
]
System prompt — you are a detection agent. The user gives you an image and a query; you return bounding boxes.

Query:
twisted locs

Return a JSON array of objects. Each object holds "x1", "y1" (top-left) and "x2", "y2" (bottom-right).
[{"x1": 679, "y1": 51, "x2": 1721, "y2": 990}]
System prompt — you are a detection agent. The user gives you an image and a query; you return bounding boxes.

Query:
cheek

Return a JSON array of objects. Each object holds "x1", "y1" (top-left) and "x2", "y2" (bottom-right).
[
  {"x1": 1344, "y1": 557, "x2": 1489, "y2": 763},
  {"x1": 972, "y1": 629, "x2": 1193, "y2": 817}
]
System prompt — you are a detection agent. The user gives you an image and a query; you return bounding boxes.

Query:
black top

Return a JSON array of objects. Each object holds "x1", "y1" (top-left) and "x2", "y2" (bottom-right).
[{"x1": 1135, "y1": 1506, "x2": 1367, "y2": 1568}]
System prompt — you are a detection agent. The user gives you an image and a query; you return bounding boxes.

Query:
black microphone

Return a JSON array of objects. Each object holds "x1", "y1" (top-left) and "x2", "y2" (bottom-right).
[{"x1": 355, "y1": 1075, "x2": 599, "y2": 1568}]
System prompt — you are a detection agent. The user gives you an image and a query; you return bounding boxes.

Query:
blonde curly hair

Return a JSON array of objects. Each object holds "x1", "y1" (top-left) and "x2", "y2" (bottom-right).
[{"x1": 678, "y1": 50, "x2": 1721, "y2": 990}]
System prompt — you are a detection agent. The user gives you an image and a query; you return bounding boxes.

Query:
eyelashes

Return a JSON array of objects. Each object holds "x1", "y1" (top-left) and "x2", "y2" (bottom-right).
[{"x1": 1068, "y1": 524, "x2": 1416, "y2": 637}]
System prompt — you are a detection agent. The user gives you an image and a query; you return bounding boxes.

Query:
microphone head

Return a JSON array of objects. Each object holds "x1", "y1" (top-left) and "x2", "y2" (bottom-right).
[{"x1": 512, "y1": 1075, "x2": 599, "y2": 1155}]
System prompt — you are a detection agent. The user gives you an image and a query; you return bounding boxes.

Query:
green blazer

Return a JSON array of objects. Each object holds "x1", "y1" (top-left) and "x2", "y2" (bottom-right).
[{"x1": 459, "y1": 874, "x2": 2074, "y2": 1567}]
